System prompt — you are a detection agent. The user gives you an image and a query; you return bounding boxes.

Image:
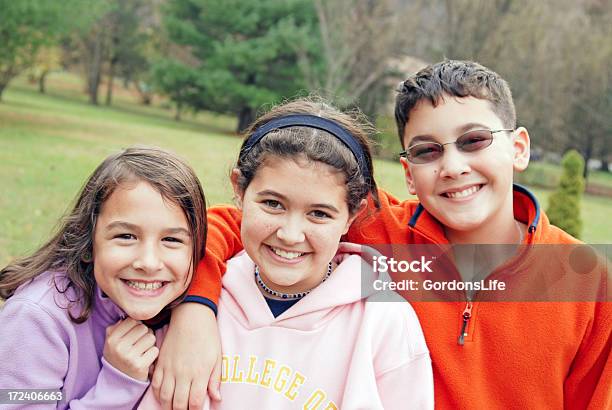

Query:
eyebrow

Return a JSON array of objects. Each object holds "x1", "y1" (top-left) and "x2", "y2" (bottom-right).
[
  {"x1": 105, "y1": 221, "x2": 190, "y2": 236},
  {"x1": 408, "y1": 122, "x2": 493, "y2": 146},
  {"x1": 457, "y1": 122, "x2": 492, "y2": 134},
  {"x1": 105, "y1": 221, "x2": 139, "y2": 231},
  {"x1": 256, "y1": 190, "x2": 340, "y2": 213}
]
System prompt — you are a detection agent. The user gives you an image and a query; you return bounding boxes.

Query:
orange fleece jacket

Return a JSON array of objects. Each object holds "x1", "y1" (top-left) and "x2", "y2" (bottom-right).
[{"x1": 187, "y1": 186, "x2": 611, "y2": 409}]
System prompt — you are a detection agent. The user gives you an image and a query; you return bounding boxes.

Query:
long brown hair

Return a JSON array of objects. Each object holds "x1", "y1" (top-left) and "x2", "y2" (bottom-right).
[{"x1": 0, "y1": 146, "x2": 207, "y2": 323}]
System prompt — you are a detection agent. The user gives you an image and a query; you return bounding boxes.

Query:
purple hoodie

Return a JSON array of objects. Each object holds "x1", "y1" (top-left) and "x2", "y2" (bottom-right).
[{"x1": 0, "y1": 271, "x2": 149, "y2": 409}]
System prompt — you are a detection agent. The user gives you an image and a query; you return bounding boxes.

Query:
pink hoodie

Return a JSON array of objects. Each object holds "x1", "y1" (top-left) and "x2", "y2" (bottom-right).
[{"x1": 141, "y1": 251, "x2": 433, "y2": 409}]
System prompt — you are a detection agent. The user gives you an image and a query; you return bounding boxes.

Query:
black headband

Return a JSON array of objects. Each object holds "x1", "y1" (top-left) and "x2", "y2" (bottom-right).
[{"x1": 240, "y1": 114, "x2": 371, "y2": 181}]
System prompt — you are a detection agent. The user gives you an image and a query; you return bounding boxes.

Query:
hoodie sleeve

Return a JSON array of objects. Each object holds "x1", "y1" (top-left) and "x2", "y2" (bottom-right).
[
  {"x1": 0, "y1": 300, "x2": 69, "y2": 409},
  {"x1": 341, "y1": 292, "x2": 433, "y2": 410},
  {"x1": 67, "y1": 357, "x2": 149, "y2": 409},
  {"x1": 563, "y1": 301, "x2": 611, "y2": 409},
  {"x1": 376, "y1": 352, "x2": 434, "y2": 410},
  {"x1": 0, "y1": 300, "x2": 148, "y2": 409},
  {"x1": 186, "y1": 205, "x2": 243, "y2": 313},
  {"x1": 372, "y1": 295, "x2": 434, "y2": 410}
]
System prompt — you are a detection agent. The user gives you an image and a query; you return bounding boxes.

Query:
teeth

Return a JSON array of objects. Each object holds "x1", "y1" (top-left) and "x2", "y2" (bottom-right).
[
  {"x1": 271, "y1": 247, "x2": 304, "y2": 260},
  {"x1": 126, "y1": 280, "x2": 163, "y2": 290},
  {"x1": 445, "y1": 185, "x2": 480, "y2": 199}
]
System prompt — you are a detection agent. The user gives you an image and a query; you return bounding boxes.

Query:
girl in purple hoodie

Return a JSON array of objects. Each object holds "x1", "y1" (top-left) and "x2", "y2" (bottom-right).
[{"x1": 0, "y1": 146, "x2": 207, "y2": 409}]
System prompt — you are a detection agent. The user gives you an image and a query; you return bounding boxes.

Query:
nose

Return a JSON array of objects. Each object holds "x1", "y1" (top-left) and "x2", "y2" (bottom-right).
[
  {"x1": 132, "y1": 241, "x2": 164, "y2": 272},
  {"x1": 438, "y1": 144, "x2": 471, "y2": 179},
  {"x1": 276, "y1": 214, "x2": 306, "y2": 245}
]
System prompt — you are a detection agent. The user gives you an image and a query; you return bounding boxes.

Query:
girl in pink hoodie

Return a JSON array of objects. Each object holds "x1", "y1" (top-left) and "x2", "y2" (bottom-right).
[
  {"x1": 141, "y1": 98, "x2": 434, "y2": 409},
  {"x1": 0, "y1": 147, "x2": 207, "y2": 409}
]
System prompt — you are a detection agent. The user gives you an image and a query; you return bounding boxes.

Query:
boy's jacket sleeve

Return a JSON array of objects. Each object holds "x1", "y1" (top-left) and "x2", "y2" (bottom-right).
[
  {"x1": 186, "y1": 205, "x2": 243, "y2": 311},
  {"x1": 345, "y1": 188, "x2": 408, "y2": 244},
  {"x1": 563, "y1": 301, "x2": 612, "y2": 409}
]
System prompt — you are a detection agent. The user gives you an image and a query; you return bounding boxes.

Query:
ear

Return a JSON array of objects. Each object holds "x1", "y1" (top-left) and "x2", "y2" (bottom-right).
[
  {"x1": 399, "y1": 156, "x2": 417, "y2": 195},
  {"x1": 343, "y1": 199, "x2": 367, "y2": 235},
  {"x1": 230, "y1": 168, "x2": 244, "y2": 209},
  {"x1": 512, "y1": 127, "x2": 530, "y2": 172}
]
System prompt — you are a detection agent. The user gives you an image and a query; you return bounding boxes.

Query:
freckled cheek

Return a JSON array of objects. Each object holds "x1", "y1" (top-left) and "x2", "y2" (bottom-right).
[
  {"x1": 308, "y1": 226, "x2": 345, "y2": 253},
  {"x1": 242, "y1": 211, "x2": 280, "y2": 239}
]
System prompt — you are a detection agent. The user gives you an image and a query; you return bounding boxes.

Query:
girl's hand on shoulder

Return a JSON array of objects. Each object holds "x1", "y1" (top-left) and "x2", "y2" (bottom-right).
[
  {"x1": 152, "y1": 303, "x2": 221, "y2": 410},
  {"x1": 103, "y1": 317, "x2": 159, "y2": 382}
]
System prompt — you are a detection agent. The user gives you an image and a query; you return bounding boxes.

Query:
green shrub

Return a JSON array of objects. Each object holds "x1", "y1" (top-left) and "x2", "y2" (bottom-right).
[
  {"x1": 546, "y1": 150, "x2": 585, "y2": 238},
  {"x1": 514, "y1": 161, "x2": 560, "y2": 188}
]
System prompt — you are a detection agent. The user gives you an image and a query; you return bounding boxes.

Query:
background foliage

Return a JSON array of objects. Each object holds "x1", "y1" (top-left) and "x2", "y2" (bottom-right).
[{"x1": 547, "y1": 150, "x2": 585, "y2": 238}]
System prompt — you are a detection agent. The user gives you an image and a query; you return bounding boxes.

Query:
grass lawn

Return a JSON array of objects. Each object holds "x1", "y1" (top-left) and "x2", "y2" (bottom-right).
[{"x1": 1, "y1": 72, "x2": 611, "y2": 267}]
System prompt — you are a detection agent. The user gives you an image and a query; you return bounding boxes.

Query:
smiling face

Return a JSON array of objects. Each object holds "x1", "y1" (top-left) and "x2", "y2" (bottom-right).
[
  {"x1": 400, "y1": 95, "x2": 530, "y2": 241},
  {"x1": 93, "y1": 181, "x2": 193, "y2": 320},
  {"x1": 233, "y1": 156, "x2": 358, "y2": 295}
]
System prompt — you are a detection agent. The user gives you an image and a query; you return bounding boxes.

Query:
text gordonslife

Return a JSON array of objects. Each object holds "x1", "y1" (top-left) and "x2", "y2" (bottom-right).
[{"x1": 370, "y1": 255, "x2": 506, "y2": 291}]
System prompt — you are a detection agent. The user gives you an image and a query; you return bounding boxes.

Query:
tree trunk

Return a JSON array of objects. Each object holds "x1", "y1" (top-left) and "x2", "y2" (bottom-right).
[
  {"x1": 237, "y1": 106, "x2": 254, "y2": 133},
  {"x1": 87, "y1": 29, "x2": 104, "y2": 105},
  {"x1": 582, "y1": 134, "x2": 594, "y2": 180},
  {"x1": 0, "y1": 66, "x2": 18, "y2": 102},
  {"x1": 134, "y1": 80, "x2": 152, "y2": 105},
  {"x1": 38, "y1": 70, "x2": 49, "y2": 93},
  {"x1": 175, "y1": 100, "x2": 182, "y2": 121},
  {"x1": 105, "y1": 59, "x2": 116, "y2": 106},
  {"x1": 141, "y1": 94, "x2": 152, "y2": 105}
]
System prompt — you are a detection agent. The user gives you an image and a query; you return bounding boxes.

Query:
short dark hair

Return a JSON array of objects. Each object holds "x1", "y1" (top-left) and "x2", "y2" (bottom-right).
[{"x1": 395, "y1": 60, "x2": 516, "y2": 147}]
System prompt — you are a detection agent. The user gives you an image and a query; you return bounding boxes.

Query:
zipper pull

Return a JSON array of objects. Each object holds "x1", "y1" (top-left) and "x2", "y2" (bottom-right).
[{"x1": 458, "y1": 302, "x2": 473, "y2": 346}]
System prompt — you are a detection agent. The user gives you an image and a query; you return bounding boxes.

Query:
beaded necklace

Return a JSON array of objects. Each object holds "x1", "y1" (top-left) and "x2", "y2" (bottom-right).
[{"x1": 254, "y1": 262, "x2": 333, "y2": 300}]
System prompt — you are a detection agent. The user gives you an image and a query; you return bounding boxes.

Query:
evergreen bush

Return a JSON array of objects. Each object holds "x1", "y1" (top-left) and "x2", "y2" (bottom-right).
[{"x1": 546, "y1": 150, "x2": 585, "y2": 238}]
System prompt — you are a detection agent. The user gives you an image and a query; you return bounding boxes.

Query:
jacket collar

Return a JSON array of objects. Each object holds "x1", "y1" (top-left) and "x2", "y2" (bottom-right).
[{"x1": 407, "y1": 184, "x2": 541, "y2": 244}]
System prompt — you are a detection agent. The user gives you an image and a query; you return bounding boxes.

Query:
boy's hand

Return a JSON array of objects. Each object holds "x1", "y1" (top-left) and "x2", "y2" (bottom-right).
[
  {"x1": 103, "y1": 318, "x2": 159, "y2": 382},
  {"x1": 152, "y1": 303, "x2": 221, "y2": 410}
]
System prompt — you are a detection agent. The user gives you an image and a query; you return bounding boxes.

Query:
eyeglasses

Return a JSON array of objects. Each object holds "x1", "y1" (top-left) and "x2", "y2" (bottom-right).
[{"x1": 399, "y1": 129, "x2": 514, "y2": 164}]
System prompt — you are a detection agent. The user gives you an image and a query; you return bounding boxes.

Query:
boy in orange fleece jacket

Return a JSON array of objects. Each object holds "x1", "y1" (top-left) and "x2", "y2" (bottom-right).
[{"x1": 155, "y1": 60, "x2": 610, "y2": 409}]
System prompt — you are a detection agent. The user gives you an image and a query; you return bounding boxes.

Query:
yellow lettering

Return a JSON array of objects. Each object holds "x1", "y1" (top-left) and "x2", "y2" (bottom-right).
[
  {"x1": 284, "y1": 372, "x2": 305, "y2": 401},
  {"x1": 230, "y1": 355, "x2": 244, "y2": 383},
  {"x1": 303, "y1": 389, "x2": 325, "y2": 409},
  {"x1": 260, "y1": 359, "x2": 276, "y2": 388},
  {"x1": 245, "y1": 355, "x2": 260, "y2": 384},
  {"x1": 274, "y1": 365, "x2": 291, "y2": 393},
  {"x1": 220, "y1": 355, "x2": 229, "y2": 383},
  {"x1": 324, "y1": 402, "x2": 338, "y2": 410}
]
